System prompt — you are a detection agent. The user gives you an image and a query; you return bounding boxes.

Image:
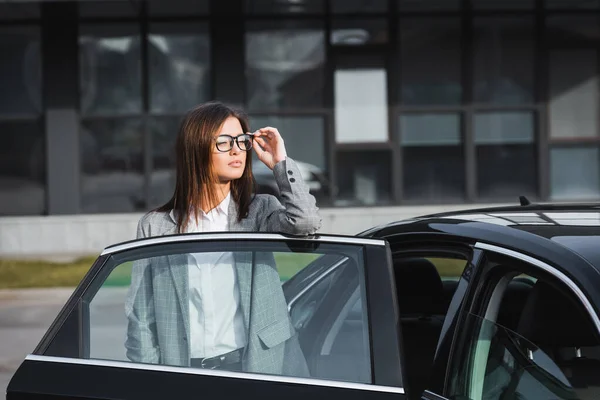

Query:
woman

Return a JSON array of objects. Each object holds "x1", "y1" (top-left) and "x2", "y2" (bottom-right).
[{"x1": 124, "y1": 101, "x2": 321, "y2": 377}]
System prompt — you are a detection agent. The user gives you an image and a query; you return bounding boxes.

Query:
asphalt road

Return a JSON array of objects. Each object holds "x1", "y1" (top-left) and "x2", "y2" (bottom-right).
[{"x1": 0, "y1": 288, "x2": 74, "y2": 396}]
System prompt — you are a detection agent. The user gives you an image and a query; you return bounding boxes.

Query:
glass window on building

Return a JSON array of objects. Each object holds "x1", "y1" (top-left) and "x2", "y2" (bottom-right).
[
  {"x1": 400, "y1": 17, "x2": 462, "y2": 106},
  {"x1": 400, "y1": 113, "x2": 465, "y2": 202},
  {"x1": 335, "y1": 149, "x2": 392, "y2": 206},
  {"x1": 547, "y1": 15, "x2": 600, "y2": 200},
  {"x1": 474, "y1": 112, "x2": 537, "y2": 199},
  {"x1": 245, "y1": 21, "x2": 325, "y2": 110},
  {"x1": 0, "y1": 26, "x2": 45, "y2": 216},
  {"x1": 245, "y1": 20, "x2": 331, "y2": 204},
  {"x1": 148, "y1": 23, "x2": 211, "y2": 114},
  {"x1": 473, "y1": 17, "x2": 535, "y2": 106},
  {"x1": 79, "y1": 24, "x2": 143, "y2": 214}
]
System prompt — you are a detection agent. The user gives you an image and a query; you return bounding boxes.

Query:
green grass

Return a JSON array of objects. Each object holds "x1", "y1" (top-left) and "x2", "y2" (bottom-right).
[
  {"x1": 0, "y1": 256, "x2": 97, "y2": 289},
  {"x1": 0, "y1": 254, "x2": 464, "y2": 290}
]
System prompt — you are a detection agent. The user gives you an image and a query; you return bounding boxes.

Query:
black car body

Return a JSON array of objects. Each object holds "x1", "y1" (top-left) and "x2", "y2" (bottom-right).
[{"x1": 7, "y1": 202, "x2": 600, "y2": 400}]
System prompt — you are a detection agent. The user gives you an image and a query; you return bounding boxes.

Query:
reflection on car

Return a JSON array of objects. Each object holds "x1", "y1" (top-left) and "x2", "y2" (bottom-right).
[{"x1": 7, "y1": 201, "x2": 600, "y2": 400}]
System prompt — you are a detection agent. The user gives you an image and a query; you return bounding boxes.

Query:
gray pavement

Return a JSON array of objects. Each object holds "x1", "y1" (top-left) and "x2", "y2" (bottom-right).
[{"x1": 0, "y1": 288, "x2": 74, "y2": 396}]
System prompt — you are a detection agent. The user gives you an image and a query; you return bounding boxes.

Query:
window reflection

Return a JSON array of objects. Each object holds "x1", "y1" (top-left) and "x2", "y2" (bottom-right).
[
  {"x1": 245, "y1": 0, "x2": 324, "y2": 14},
  {"x1": 149, "y1": 24, "x2": 211, "y2": 114},
  {"x1": 79, "y1": 25, "x2": 142, "y2": 115},
  {"x1": 0, "y1": 120, "x2": 45, "y2": 215},
  {"x1": 331, "y1": 0, "x2": 387, "y2": 13},
  {"x1": 477, "y1": 144, "x2": 536, "y2": 199},
  {"x1": 336, "y1": 150, "x2": 392, "y2": 206},
  {"x1": 0, "y1": 27, "x2": 41, "y2": 115},
  {"x1": 245, "y1": 21, "x2": 325, "y2": 110},
  {"x1": 400, "y1": 114, "x2": 465, "y2": 201},
  {"x1": 549, "y1": 49, "x2": 598, "y2": 139},
  {"x1": 80, "y1": 119, "x2": 144, "y2": 213},
  {"x1": 399, "y1": 0, "x2": 460, "y2": 11},
  {"x1": 474, "y1": 17, "x2": 534, "y2": 105},
  {"x1": 551, "y1": 147, "x2": 600, "y2": 200},
  {"x1": 475, "y1": 112, "x2": 536, "y2": 199},
  {"x1": 148, "y1": 117, "x2": 180, "y2": 210},
  {"x1": 472, "y1": 0, "x2": 534, "y2": 9},
  {"x1": 400, "y1": 18, "x2": 462, "y2": 106},
  {"x1": 331, "y1": 19, "x2": 387, "y2": 45}
]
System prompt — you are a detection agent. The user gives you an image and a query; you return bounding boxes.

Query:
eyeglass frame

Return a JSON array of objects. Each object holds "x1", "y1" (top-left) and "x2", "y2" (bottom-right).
[{"x1": 214, "y1": 133, "x2": 254, "y2": 153}]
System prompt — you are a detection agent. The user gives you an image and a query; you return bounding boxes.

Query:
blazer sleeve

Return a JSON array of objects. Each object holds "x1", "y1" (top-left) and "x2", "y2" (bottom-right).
[
  {"x1": 258, "y1": 157, "x2": 322, "y2": 235},
  {"x1": 124, "y1": 216, "x2": 160, "y2": 364}
]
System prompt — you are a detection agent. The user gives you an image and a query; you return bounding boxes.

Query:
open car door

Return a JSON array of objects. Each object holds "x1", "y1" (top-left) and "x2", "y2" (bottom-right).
[{"x1": 7, "y1": 232, "x2": 407, "y2": 400}]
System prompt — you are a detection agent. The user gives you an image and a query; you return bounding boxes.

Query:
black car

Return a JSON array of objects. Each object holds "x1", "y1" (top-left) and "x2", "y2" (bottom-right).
[{"x1": 7, "y1": 201, "x2": 600, "y2": 400}]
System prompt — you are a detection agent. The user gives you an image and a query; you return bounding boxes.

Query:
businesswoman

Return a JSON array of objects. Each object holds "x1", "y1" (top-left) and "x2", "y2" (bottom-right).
[{"x1": 124, "y1": 101, "x2": 321, "y2": 378}]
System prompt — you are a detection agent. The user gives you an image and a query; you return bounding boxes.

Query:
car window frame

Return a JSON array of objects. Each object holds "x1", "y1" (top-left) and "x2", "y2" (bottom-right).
[{"x1": 27, "y1": 233, "x2": 406, "y2": 393}]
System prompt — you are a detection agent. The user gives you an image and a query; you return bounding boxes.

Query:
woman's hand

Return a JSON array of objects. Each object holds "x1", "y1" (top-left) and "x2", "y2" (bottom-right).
[{"x1": 251, "y1": 127, "x2": 288, "y2": 170}]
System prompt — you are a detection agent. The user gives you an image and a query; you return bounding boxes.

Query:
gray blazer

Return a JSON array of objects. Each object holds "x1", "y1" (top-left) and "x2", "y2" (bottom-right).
[{"x1": 124, "y1": 158, "x2": 322, "y2": 376}]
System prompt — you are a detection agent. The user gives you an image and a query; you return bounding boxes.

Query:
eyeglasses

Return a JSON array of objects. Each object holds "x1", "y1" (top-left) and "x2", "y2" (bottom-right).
[{"x1": 214, "y1": 133, "x2": 253, "y2": 152}]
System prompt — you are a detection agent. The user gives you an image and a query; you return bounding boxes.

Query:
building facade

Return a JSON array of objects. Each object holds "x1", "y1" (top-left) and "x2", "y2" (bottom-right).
[{"x1": 0, "y1": 0, "x2": 599, "y2": 254}]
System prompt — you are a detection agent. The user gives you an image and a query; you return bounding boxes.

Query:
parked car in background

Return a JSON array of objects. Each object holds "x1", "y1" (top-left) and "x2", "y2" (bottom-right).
[
  {"x1": 7, "y1": 201, "x2": 600, "y2": 400},
  {"x1": 253, "y1": 159, "x2": 335, "y2": 204}
]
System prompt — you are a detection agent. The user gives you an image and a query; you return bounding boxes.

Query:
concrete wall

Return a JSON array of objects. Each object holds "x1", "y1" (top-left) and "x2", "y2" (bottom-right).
[{"x1": 0, "y1": 203, "x2": 507, "y2": 259}]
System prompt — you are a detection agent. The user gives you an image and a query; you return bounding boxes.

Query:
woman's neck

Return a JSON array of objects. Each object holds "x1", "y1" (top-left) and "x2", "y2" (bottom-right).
[{"x1": 200, "y1": 181, "x2": 231, "y2": 213}]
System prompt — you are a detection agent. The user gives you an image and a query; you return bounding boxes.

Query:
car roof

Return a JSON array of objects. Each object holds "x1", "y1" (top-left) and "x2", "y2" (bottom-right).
[{"x1": 361, "y1": 201, "x2": 600, "y2": 280}]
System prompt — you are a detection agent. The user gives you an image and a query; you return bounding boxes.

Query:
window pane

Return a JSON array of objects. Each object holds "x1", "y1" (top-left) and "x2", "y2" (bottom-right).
[
  {"x1": 149, "y1": 23, "x2": 211, "y2": 114},
  {"x1": 79, "y1": 25, "x2": 141, "y2": 116},
  {"x1": 473, "y1": 0, "x2": 534, "y2": 9},
  {"x1": 551, "y1": 147, "x2": 600, "y2": 200},
  {"x1": 546, "y1": 0, "x2": 600, "y2": 9},
  {"x1": 403, "y1": 147, "x2": 465, "y2": 201},
  {"x1": 0, "y1": 27, "x2": 41, "y2": 115},
  {"x1": 400, "y1": 113, "x2": 461, "y2": 146},
  {"x1": 400, "y1": 18, "x2": 461, "y2": 105},
  {"x1": 549, "y1": 50, "x2": 598, "y2": 139},
  {"x1": 80, "y1": 119, "x2": 144, "y2": 213},
  {"x1": 249, "y1": 115, "x2": 331, "y2": 204},
  {"x1": 546, "y1": 16, "x2": 600, "y2": 47},
  {"x1": 331, "y1": 19, "x2": 387, "y2": 45},
  {"x1": 245, "y1": 21, "x2": 325, "y2": 110},
  {"x1": 399, "y1": 0, "x2": 461, "y2": 11},
  {"x1": 249, "y1": 116, "x2": 326, "y2": 170},
  {"x1": 336, "y1": 150, "x2": 392, "y2": 205},
  {"x1": 335, "y1": 67, "x2": 388, "y2": 143},
  {"x1": 148, "y1": 117, "x2": 180, "y2": 210},
  {"x1": 57, "y1": 240, "x2": 372, "y2": 384},
  {"x1": 0, "y1": 2, "x2": 40, "y2": 20},
  {"x1": 332, "y1": 0, "x2": 387, "y2": 13},
  {"x1": 246, "y1": 0, "x2": 324, "y2": 14},
  {"x1": 477, "y1": 144, "x2": 536, "y2": 199},
  {"x1": 474, "y1": 17, "x2": 534, "y2": 105},
  {"x1": 79, "y1": 1, "x2": 139, "y2": 17},
  {"x1": 474, "y1": 112, "x2": 534, "y2": 144},
  {"x1": 400, "y1": 114, "x2": 464, "y2": 201},
  {"x1": 0, "y1": 120, "x2": 45, "y2": 215},
  {"x1": 148, "y1": 0, "x2": 209, "y2": 16}
]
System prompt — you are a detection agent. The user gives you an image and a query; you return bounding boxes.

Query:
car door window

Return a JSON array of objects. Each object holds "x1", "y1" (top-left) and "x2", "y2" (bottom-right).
[
  {"x1": 44, "y1": 239, "x2": 373, "y2": 385},
  {"x1": 448, "y1": 253, "x2": 600, "y2": 400}
]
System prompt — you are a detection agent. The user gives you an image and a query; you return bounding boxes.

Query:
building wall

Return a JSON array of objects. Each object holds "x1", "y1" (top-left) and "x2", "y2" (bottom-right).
[
  {"x1": 0, "y1": 202, "x2": 507, "y2": 258},
  {"x1": 0, "y1": 0, "x2": 599, "y2": 255}
]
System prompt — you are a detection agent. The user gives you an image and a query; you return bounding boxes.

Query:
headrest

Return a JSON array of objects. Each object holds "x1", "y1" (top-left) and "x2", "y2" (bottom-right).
[
  {"x1": 516, "y1": 280, "x2": 599, "y2": 348},
  {"x1": 394, "y1": 258, "x2": 444, "y2": 315}
]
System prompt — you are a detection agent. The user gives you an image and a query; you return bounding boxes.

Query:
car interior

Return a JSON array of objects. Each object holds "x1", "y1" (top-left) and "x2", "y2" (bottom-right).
[
  {"x1": 391, "y1": 254, "x2": 600, "y2": 400},
  {"x1": 512, "y1": 278, "x2": 600, "y2": 399}
]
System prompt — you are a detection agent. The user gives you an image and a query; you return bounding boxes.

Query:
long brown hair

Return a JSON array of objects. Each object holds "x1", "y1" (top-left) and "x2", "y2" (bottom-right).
[{"x1": 157, "y1": 101, "x2": 256, "y2": 233}]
